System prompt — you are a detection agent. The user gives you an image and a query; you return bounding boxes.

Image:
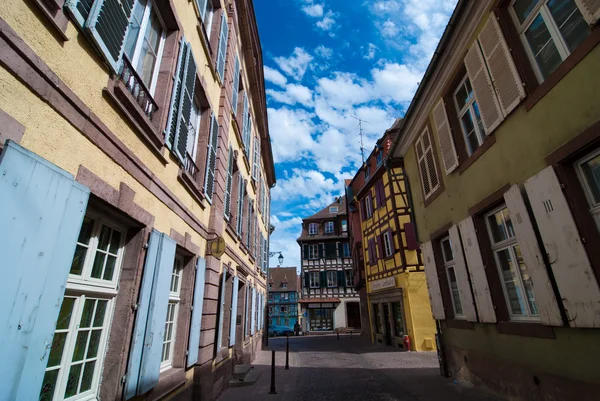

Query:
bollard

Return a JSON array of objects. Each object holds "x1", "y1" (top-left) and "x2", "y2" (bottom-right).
[
  {"x1": 285, "y1": 335, "x2": 290, "y2": 370},
  {"x1": 350, "y1": 330, "x2": 353, "y2": 339},
  {"x1": 269, "y1": 350, "x2": 277, "y2": 394},
  {"x1": 337, "y1": 332, "x2": 339, "y2": 340}
]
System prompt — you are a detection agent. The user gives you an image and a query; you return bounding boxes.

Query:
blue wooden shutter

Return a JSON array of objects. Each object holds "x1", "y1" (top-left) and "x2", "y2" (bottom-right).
[
  {"x1": 245, "y1": 117, "x2": 252, "y2": 158},
  {"x1": 232, "y1": 54, "x2": 240, "y2": 114},
  {"x1": 216, "y1": 12, "x2": 229, "y2": 81},
  {"x1": 174, "y1": 45, "x2": 197, "y2": 163},
  {"x1": 258, "y1": 292, "x2": 263, "y2": 330},
  {"x1": 137, "y1": 233, "x2": 176, "y2": 395},
  {"x1": 242, "y1": 93, "x2": 249, "y2": 147},
  {"x1": 250, "y1": 287, "x2": 256, "y2": 335},
  {"x1": 65, "y1": 0, "x2": 95, "y2": 28},
  {"x1": 166, "y1": 39, "x2": 188, "y2": 148},
  {"x1": 224, "y1": 146, "x2": 234, "y2": 219},
  {"x1": 0, "y1": 142, "x2": 90, "y2": 400},
  {"x1": 187, "y1": 256, "x2": 206, "y2": 367},
  {"x1": 236, "y1": 177, "x2": 245, "y2": 236},
  {"x1": 252, "y1": 136, "x2": 260, "y2": 180},
  {"x1": 124, "y1": 230, "x2": 160, "y2": 399},
  {"x1": 85, "y1": 0, "x2": 135, "y2": 73},
  {"x1": 204, "y1": 113, "x2": 219, "y2": 200},
  {"x1": 216, "y1": 270, "x2": 227, "y2": 351},
  {"x1": 244, "y1": 286, "x2": 250, "y2": 336},
  {"x1": 229, "y1": 276, "x2": 239, "y2": 346},
  {"x1": 194, "y1": 0, "x2": 208, "y2": 19}
]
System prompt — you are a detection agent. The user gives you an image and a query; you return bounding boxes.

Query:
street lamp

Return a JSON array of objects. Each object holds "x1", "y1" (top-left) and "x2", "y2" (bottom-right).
[
  {"x1": 265, "y1": 251, "x2": 283, "y2": 346},
  {"x1": 269, "y1": 251, "x2": 284, "y2": 265}
]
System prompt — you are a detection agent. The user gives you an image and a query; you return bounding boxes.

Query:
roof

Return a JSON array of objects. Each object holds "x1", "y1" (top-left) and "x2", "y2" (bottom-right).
[
  {"x1": 299, "y1": 297, "x2": 341, "y2": 303},
  {"x1": 303, "y1": 196, "x2": 347, "y2": 221},
  {"x1": 268, "y1": 267, "x2": 298, "y2": 291}
]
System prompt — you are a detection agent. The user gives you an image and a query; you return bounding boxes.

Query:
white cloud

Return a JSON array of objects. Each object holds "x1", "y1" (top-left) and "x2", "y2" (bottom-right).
[
  {"x1": 363, "y1": 43, "x2": 377, "y2": 60},
  {"x1": 267, "y1": 107, "x2": 316, "y2": 163},
  {"x1": 381, "y1": 19, "x2": 399, "y2": 37},
  {"x1": 302, "y1": 3, "x2": 324, "y2": 17},
  {"x1": 266, "y1": 83, "x2": 313, "y2": 107},
  {"x1": 373, "y1": 0, "x2": 401, "y2": 12},
  {"x1": 274, "y1": 48, "x2": 314, "y2": 81},
  {"x1": 263, "y1": 66, "x2": 287, "y2": 87},
  {"x1": 315, "y1": 45, "x2": 333, "y2": 59},
  {"x1": 316, "y1": 10, "x2": 336, "y2": 31}
]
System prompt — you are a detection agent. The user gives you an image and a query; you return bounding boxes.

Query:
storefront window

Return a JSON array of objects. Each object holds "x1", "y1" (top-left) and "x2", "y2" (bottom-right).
[
  {"x1": 392, "y1": 302, "x2": 404, "y2": 337},
  {"x1": 309, "y1": 308, "x2": 333, "y2": 331},
  {"x1": 373, "y1": 304, "x2": 382, "y2": 334}
]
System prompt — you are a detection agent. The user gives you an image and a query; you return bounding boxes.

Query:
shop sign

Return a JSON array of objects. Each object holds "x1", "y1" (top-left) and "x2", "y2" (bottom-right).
[
  {"x1": 308, "y1": 303, "x2": 321, "y2": 308},
  {"x1": 370, "y1": 276, "x2": 396, "y2": 292},
  {"x1": 321, "y1": 303, "x2": 333, "y2": 308}
]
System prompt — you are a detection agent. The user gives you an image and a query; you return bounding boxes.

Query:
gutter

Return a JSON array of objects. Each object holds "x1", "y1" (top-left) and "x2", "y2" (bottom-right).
[{"x1": 388, "y1": 0, "x2": 469, "y2": 157}]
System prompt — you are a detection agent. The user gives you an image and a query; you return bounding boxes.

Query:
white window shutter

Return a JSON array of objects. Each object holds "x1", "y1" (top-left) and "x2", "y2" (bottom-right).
[
  {"x1": 478, "y1": 14, "x2": 525, "y2": 117},
  {"x1": 224, "y1": 146, "x2": 234, "y2": 219},
  {"x1": 464, "y1": 38, "x2": 503, "y2": 135},
  {"x1": 432, "y1": 99, "x2": 459, "y2": 175},
  {"x1": 203, "y1": 114, "x2": 219, "y2": 200},
  {"x1": 457, "y1": 216, "x2": 497, "y2": 323},
  {"x1": 574, "y1": 0, "x2": 600, "y2": 25},
  {"x1": 242, "y1": 94, "x2": 249, "y2": 148},
  {"x1": 216, "y1": 12, "x2": 229, "y2": 82},
  {"x1": 421, "y1": 241, "x2": 446, "y2": 320},
  {"x1": 253, "y1": 136, "x2": 260, "y2": 180},
  {"x1": 503, "y1": 185, "x2": 563, "y2": 326},
  {"x1": 525, "y1": 166, "x2": 600, "y2": 328},
  {"x1": 232, "y1": 54, "x2": 240, "y2": 115},
  {"x1": 448, "y1": 225, "x2": 478, "y2": 321}
]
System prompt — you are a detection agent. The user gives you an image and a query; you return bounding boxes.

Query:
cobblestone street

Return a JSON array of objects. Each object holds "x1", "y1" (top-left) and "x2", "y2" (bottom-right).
[{"x1": 218, "y1": 335, "x2": 505, "y2": 401}]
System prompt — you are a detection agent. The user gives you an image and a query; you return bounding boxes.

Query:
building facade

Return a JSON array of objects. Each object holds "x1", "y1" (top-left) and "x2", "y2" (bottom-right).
[
  {"x1": 268, "y1": 267, "x2": 299, "y2": 331},
  {"x1": 297, "y1": 197, "x2": 361, "y2": 332},
  {"x1": 347, "y1": 120, "x2": 436, "y2": 351},
  {"x1": 0, "y1": 0, "x2": 273, "y2": 400},
  {"x1": 391, "y1": 0, "x2": 600, "y2": 399}
]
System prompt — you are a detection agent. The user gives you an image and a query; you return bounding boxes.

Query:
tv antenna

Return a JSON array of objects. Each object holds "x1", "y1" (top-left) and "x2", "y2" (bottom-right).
[{"x1": 351, "y1": 115, "x2": 369, "y2": 163}]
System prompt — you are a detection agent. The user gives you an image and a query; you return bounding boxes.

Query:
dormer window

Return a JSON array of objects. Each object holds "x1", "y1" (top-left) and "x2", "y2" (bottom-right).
[
  {"x1": 325, "y1": 221, "x2": 334, "y2": 234},
  {"x1": 309, "y1": 223, "x2": 318, "y2": 235},
  {"x1": 329, "y1": 206, "x2": 339, "y2": 213},
  {"x1": 377, "y1": 152, "x2": 383, "y2": 166},
  {"x1": 282, "y1": 283, "x2": 287, "y2": 289}
]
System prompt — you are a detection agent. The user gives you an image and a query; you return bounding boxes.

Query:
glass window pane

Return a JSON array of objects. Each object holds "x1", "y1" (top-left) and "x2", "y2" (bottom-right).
[
  {"x1": 72, "y1": 331, "x2": 89, "y2": 362},
  {"x1": 77, "y1": 217, "x2": 94, "y2": 245},
  {"x1": 548, "y1": 0, "x2": 590, "y2": 52},
  {"x1": 80, "y1": 361, "x2": 96, "y2": 392},
  {"x1": 39, "y1": 369, "x2": 59, "y2": 401},
  {"x1": 441, "y1": 239, "x2": 453, "y2": 263},
  {"x1": 80, "y1": 299, "x2": 95, "y2": 328},
  {"x1": 47, "y1": 332, "x2": 68, "y2": 367},
  {"x1": 109, "y1": 230, "x2": 121, "y2": 254},
  {"x1": 70, "y1": 245, "x2": 88, "y2": 275},
  {"x1": 513, "y1": 0, "x2": 541, "y2": 24},
  {"x1": 454, "y1": 83, "x2": 469, "y2": 111},
  {"x1": 392, "y1": 302, "x2": 404, "y2": 336},
  {"x1": 91, "y1": 252, "x2": 106, "y2": 279},
  {"x1": 472, "y1": 101, "x2": 486, "y2": 140},
  {"x1": 514, "y1": 245, "x2": 539, "y2": 315},
  {"x1": 581, "y1": 154, "x2": 600, "y2": 204},
  {"x1": 86, "y1": 330, "x2": 102, "y2": 359},
  {"x1": 64, "y1": 364, "x2": 82, "y2": 397},
  {"x1": 525, "y1": 14, "x2": 563, "y2": 79},
  {"x1": 488, "y1": 210, "x2": 508, "y2": 243},
  {"x1": 103, "y1": 255, "x2": 117, "y2": 281},
  {"x1": 98, "y1": 225, "x2": 111, "y2": 251},
  {"x1": 57, "y1": 297, "x2": 76, "y2": 330},
  {"x1": 93, "y1": 300, "x2": 108, "y2": 327},
  {"x1": 496, "y1": 248, "x2": 526, "y2": 315}
]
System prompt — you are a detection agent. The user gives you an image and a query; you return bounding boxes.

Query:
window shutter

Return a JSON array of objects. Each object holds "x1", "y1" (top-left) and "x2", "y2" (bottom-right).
[
  {"x1": 245, "y1": 117, "x2": 253, "y2": 158},
  {"x1": 574, "y1": 0, "x2": 600, "y2": 25},
  {"x1": 173, "y1": 47, "x2": 197, "y2": 163},
  {"x1": 525, "y1": 166, "x2": 600, "y2": 328},
  {"x1": 416, "y1": 128, "x2": 440, "y2": 199},
  {"x1": 320, "y1": 271, "x2": 327, "y2": 288},
  {"x1": 503, "y1": 185, "x2": 563, "y2": 326},
  {"x1": 216, "y1": 270, "x2": 227, "y2": 349},
  {"x1": 166, "y1": 40, "x2": 188, "y2": 148},
  {"x1": 85, "y1": 0, "x2": 135, "y2": 73},
  {"x1": 242, "y1": 93, "x2": 249, "y2": 149},
  {"x1": 325, "y1": 243, "x2": 336, "y2": 259},
  {"x1": 421, "y1": 241, "x2": 446, "y2": 319},
  {"x1": 204, "y1": 113, "x2": 219, "y2": 200},
  {"x1": 374, "y1": 179, "x2": 383, "y2": 207},
  {"x1": 388, "y1": 230, "x2": 396, "y2": 254},
  {"x1": 415, "y1": 137, "x2": 431, "y2": 196},
  {"x1": 224, "y1": 146, "x2": 234, "y2": 219},
  {"x1": 303, "y1": 244, "x2": 309, "y2": 259},
  {"x1": 138, "y1": 234, "x2": 177, "y2": 395},
  {"x1": 319, "y1": 243, "x2": 325, "y2": 259},
  {"x1": 478, "y1": 15, "x2": 525, "y2": 117},
  {"x1": 377, "y1": 234, "x2": 384, "y2": 259},
  {"x1": 0, "y1": 142, "x2": 90, "y2": 400},
  {"x1": 448, "y1": 225, "x2": 477, "y2": 322},
  {"x1": 250, "y1": 287, "x2": 256, "y2": 335},
  {"x1": 432, "y1": 99, "x2": 459, "y2": 174},
  {"x1": 229, "y1": 276, "x2": 240, "y2": 346},
  {"x1": 232, "y1": 54, "x2": 240, "y2": 115},
  {"x1": 304, "y1": 272, "x2": 310, "y2": 289},
  {"x1": 187, "y1": 256, "x2": 206, "y2": 367},
  {"x1": 253, "y1": 136, "x2": 260, "y2": 180},
  {"x1": 337, "y1": 242, "x2": 343, "y2": 258},
  {"x1": 464, "y1": 38, "x2": 503, "y2": 135},
  {"x1": 65, "y1": 0, "x2": 94, "y2": 28},
  {"x1": 404, "y1": 222, "x2": 419, "y2": 250},
  {"x1": 236, "y1": 177, "x2": 245, "y2": 236},
  {"x1": 368, "y1": 238, "x2": 376, "y2": 265},
  {"x1": 360, "y1": 198, "x2": 366, "y2": 221},
  {"x1": 194, "y1": 0, "x2": 208, "y2": 20},
  {"x1": 216, "y1": 12, "x2": 229, "y2": 82},
  {"x1": 457, "y1": 216, "x2": 497, "y2": 323},
  {"x1": 338, "y1": 271, "x2": 345, "y2": 288}
]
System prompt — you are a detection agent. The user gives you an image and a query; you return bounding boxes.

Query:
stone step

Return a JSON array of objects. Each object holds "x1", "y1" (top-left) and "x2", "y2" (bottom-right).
[
  {"x1": 229, "y1": 368, "x2": 261, "y2": 388},
  {"x1": 233, "y1": 364, "x2": 252, "y2": 380}
]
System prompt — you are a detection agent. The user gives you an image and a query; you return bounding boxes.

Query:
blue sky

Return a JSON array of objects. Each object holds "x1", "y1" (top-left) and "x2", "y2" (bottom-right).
[{"x1": 254, "y1": 0, "x2": 457, "y2": 271}]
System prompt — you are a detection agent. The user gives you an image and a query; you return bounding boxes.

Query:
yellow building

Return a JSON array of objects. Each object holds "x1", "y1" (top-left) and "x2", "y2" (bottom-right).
[
  {"x1": 0, "y1": 0, "x2": 273, "y2": 400},
  {"x1": 347, "y1": 120, "x2": 436, "y2": 351}
]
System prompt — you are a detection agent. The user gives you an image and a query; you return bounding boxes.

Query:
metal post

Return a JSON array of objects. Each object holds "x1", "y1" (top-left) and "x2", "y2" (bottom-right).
[
  {"x1": 350, "y1": 330, "x2": 353, "y2": 339},
  {"x1": 269, "y1": 350, "x2": 277, "y2": 394},
  {"x1": 337, "y1": 332, "x2": 339, "y2": 340},
  {"x1": 285, "y1": 334, "x2": 290, "y2": 370}
]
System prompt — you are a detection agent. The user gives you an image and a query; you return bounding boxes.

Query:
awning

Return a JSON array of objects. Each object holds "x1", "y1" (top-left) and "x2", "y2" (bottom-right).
[{"x1": 299, "y1": 297, "x2": 340, "y2": 303}]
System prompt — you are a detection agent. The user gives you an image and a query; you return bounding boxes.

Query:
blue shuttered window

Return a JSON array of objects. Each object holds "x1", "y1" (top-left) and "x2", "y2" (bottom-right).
[
  {"x1": 252, "y1": 136, "x2": 260, "y2": 180},
  {"x1": 166, "y1": 39, "x2": 189, "y2": 149},
  {"x1": 236, "y1": 177, "x2": 245, "y2": 237},
  {"x1": 216, "y1": 12, "x2": 229, "y2": 82},
  {"x1": 216, "y1": 270, "x2": 227, "y2": 352},
  {"x1": 174, "y1": 45, "x2": 197, "y2": 163},
  {"x1": 187, "y1": 257, "x2": 207, "y2": 367},
  {"x1": 194, "y1": 0, "x2": 208, "y2": 19},
  {"x1": 232, "y1": 54, "x2": 240, "y2": 114},
  {"x1": 245, "y1": 117, "x2": 253, "y2": 159},
  {"x1": 224, "y1": 146, "x2": 234, "y2": 220},
  {"x1": 229, "y1": 276, "x2": 239, "y2": 346},
  {"x1": 204, "y1": 113, "x2": 219, "y2": 201},
  {"x1": 0, "y1": 142, "x2": 90, "y2": 400},
  {"x1": 250, "y1": 287, "x2": 256, "y2": 335},
  {"x1": 241, "y1": 93, "x2": 249, "y2": 149},
  {"x1": 65, "y1": 0, "x2": 95, "y2": 28}
]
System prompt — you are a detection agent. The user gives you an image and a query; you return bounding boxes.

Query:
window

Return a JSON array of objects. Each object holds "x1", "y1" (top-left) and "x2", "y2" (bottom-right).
[
  {"x1": 376, "y1": 151, "x2": 383, "y2": 166},
  {"x1": 325, "y1": 221, "x2": 334, "y2": 234},
  {"x1": 441, "y1": 236, "x2": 464, "y2": 317},
  {"x1": 282, "y1": 283, "x2": 287, "y2": 289},
  {"x1": 308, "y1": 244, "x2": 319, "y2": 259},
  {"x1": 327, "y1": 271, "x2": 337, "y2": 287},
  {"x1": 309, "y1": 272, "x2": 320, "y2": 288},
  {"x1": 365, "y1": 194, "x2": 373, "y2": 219},
  {"x1": 268, "y1": 293, "x2": 273, "y2": 301},
  {"x1": 280, "y1": 306, "x2": 288, "y2": 313},
  {"x1": 373, "y1": 304, "x2": 382, "y2": 334},
  {"x1": 282, "y1": 292, "x2": 289, "y2": 300},
  {"x1": 329, "y1": 206, "x2": 339, "y2": 213},
  {"x1": 161, "y1": 256, "x2": 183, "y2": 370},
  {"x1": 343, "y1": 243, "x2": 351, "y2": 258},
  {"x1": 345, "y1": 269, "x2": 354, "y2": 287},
  {"x1": 576, "y1": 148, "x2": 600, "y2": 232},
  {"x1": 485, "y1": 206, "x2": 539, "y2": 319},
  {"x1": 309, "y1": 223, "x2": 318, "y2": 235},
  {"x1": 453, "y1": 75, "x2": 486, "y2": 155},
  {"x1": 509, "y1": 0, "x2": 590, "y2": 82},
  {"x1": 123, "y1": 0, "x2": 166, "y2": 94},
  {"x1": 365, "y1": 164, "x2": 371, "y2": 179},
  {"x1": 415, "y1": 127, "x2": 440, "y2": 199},
  {"x1": 41, "y1": 214, "x2": 125, "y2": 401},
  {"x1": 196, "y1": 0, "x2": 215, "y2": 37},
  {"x1": 341, "y1": 219, "x2": 348, "y2": 232},
  {"x1": 392, "y1": 302, "x2": 405, "y2": 336},
  {"x1": 383, "y1": 231, "x2": 393, "y2": 258}
]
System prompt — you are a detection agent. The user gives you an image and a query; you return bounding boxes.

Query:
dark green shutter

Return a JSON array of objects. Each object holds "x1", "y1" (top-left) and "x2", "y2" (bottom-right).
[
  {"x1": 319, "y1": 243, "x2": 324, "y2": 259},
  {"x1": 320, "y1": 271, "x2": 327, "y2": 288},
  {"x1": 175, "y1": 48, "x2": 197, "y2": 163},
  {"x1": 204, "y1": 113, "x2": 219, "y2": 200},
  {"x1": 304, "y1": 272, "x2": 310, "y2": 290},
  {"x1": 338, "y1": 271, "x2": 345, "y2": 288},
  {"x1": 224, "y1": 146, "x2": 234, "y2": 218},
  {"x1": 337, "y1": 242, "x2": 342, "y2": 258},
  {"x1": 325, "y1": 243, "x2": 336, "y2": 259},
  {"x1": 85, "y1": 0, "x2": 135, "y2": 73},
  {"x1": 302, "y1": 244, "x2": 308, "y2": 259}
]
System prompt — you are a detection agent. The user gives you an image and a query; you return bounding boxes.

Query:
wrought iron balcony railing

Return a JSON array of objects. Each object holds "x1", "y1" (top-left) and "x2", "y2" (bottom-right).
[
  {"x1": 184, "y1": 151, "x2": 200, "y2": 182},
  {"x1": 119, "y1": 56, "x2": 159, "y2": 121}
]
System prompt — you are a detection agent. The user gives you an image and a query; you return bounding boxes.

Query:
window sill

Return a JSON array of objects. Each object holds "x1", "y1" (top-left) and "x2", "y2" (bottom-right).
[
  {"x1": 225, "y1": 223, "x2": 238, "y2": 242},
  {"x1": 32, "y1": 0, "x2": 69, "y2": 41},
  {"x1": 177, "y1": 168, "x2": 207, "y2": 208},
  {"x1": 147, "y1": 368, "x2": 186, "y2": 401},
  {"x1": 496, "y1": 321, "x2": 555, "y2": 339},
  {"x1": 423, "y1": 181, "x2": 445, "y2": 208},
  {"x1": 104, "y1": 79, "x2": 168, "y2": 165},
  {"x1": 458, "y1": 133, "x2": 496, "y2": 174},
  {"x1": 196, "y1": 22, "x2": 218, "y2": 82},
  {"x1": 525, "y1": 26, "x2": 600, "y2": 111},
  {"x1": 214, "y1": 347, "x2": 230, "y2": 365}
]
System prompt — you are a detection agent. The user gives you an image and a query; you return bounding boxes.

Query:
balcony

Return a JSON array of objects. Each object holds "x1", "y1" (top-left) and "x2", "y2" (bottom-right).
[
  {"x1": 184, "y1": 152, "x2": 200, "y2": 182},
  {"x1": 119, "y1": 56, "x2": 159, "y2": 121}
]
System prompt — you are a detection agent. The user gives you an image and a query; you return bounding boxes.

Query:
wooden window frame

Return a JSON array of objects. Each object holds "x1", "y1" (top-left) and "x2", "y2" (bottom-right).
[
  {"x1": 326, "y1": 271, "x2": 338, "y2": 288},
  {"x1": 309, "y1": 223, "x2": 318, "y2": 235},
  {"x1": 452, "y1": 73, "x2": 487, "y2": 156},
  {"x1": 325, "y1": 221, "x2": 335, "y2": 234},
  {"x1": 309, "y1": 271, "x2": 320, "y2": 288},
  {"x1": 415, "y1": 123, "x2": 445, "y2": 207},
  {"x1": 440, "y1": 235, "x2": 466, "y2": 319}
]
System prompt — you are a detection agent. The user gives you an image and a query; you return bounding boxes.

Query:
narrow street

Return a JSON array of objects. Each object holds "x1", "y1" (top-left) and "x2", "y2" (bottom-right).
[{"x1": 218, "y1": 335, "x2": 505, "y2": 401}]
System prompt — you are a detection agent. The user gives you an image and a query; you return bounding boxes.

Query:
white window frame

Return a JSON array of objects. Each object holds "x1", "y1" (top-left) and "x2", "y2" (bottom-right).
[
  {"x1": 161, "y1": 256, "x2": 183, "y2": 371},
  {"x1": 325, "y1": 221, "x2": 334, "y2": 234},
  {"x1": 308, "y1": 244, "x2": 319, "y2": 260},
  {"x1": 308, "y1": 223, "x2": 318, "y2": 235},
  {"x1": 198, "y1": 0, "x2": 215, "y2": 38},
  {"x1": 124, "y1": 0, "x2": 166, "y2": 95},
  {"x1": 575, "y1": 147, "x2": 600, "y2": 233},
  {"x1": 509, "y1": 0, "x2": 589, "y2": 83},
  {"x1": 453, "y1": 74, "x2": 486, "y2": 155},
  {"x1": 327, "y1": 271, "x2": 337, "y2": 288},
  {"x1": 42, "y1": 212, "x2": 125, "y2": 401},
  {"x1": 415, "y1": 127, "x2": 440, "y2": 199},
  {"x1": 365, "y1": 194, "x2": 373, "y2": 218},
  {"x1": 342, "y1": 243, "x2": 351, "y2": 258},
  {"x1": 441, "y1": 236, "x2": 465, "y2": 318},
  {"x1": 341, "y1": 219, "x2": 348, "y2": 233},
  {"x1": 485, "y1": 205, "x2": 540, "y2": 321},
  {"x1": 345, "y1": 269, "x2": 354, "y2": 287},
  {"x1": 329, "y1": 206, "x2": 339, "y2": 213},
  {"x1": 309, "y1": 272, "x2": 320, "y2": 288},
  {"x1": 382, "y1": 231, "x2": 393, "y2": 258},
  {"x1": 188, "y1": 101, "x2": 201, "y2": 160}
]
